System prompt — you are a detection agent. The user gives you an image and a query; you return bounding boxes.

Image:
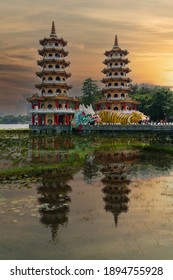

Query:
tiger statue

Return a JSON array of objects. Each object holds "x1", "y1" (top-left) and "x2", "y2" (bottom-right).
[{"x1": 98, "y1": 110, "x2": 148, "y2": 125}]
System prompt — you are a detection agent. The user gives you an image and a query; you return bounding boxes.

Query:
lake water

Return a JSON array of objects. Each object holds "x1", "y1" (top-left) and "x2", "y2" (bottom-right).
[{"x1": 1, "y1": 131, "x2": 173, "y2": 259}]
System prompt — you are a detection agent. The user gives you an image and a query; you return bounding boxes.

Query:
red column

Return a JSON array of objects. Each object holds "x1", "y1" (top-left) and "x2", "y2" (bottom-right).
[
  {"x1": 32, "y1": 115, "x2": 35, "y2": 125},
  {"x1": 124, "y1": 104, "x2": 127, "y2": 110},
  {"x1": 38, "y1": 114, "x2": 41, "y2": 125},
  {"x1": 57, "y1": 114, "x2": 59, "y2": 124},
  {"x1": 66, "y1": 102, "x2": 69, "y2": 109},
  {"x1": 38, "y1": 100, "x2": 41, "y2": 109},
  {"x1": 54, "y1": 114, "x2": 57, "y2": 125},
  {"x1": 44, "y1": 115, "x2": 46, "y2": 125},
  {"x1": 32, "y1": 103, "x2": 34, "y2": 109},
  {"x1": 56, "y1": 100, "x2": 59, "y2": 108},
  {"x1": 66, "y1": 114, "x2": 69, "y2": 124}
]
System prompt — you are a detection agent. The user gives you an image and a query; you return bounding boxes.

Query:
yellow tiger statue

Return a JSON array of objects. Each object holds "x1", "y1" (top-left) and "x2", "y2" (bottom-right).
[{"x1": 98, "y1": 110, "x2": 148, "y2": 125}]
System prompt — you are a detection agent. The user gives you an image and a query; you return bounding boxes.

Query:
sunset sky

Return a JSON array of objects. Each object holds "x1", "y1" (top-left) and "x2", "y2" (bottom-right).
[{"x1": 1, "y1": 0, "x2": 173, "y2": 114}]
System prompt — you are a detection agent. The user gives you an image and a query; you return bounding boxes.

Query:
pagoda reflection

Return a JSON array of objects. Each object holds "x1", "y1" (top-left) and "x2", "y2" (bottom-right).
[
  {"x1": 37, "y1": 168, "x2": 72, "y2": 241},
  {"x1": 101, "y1": 163, "x2": 131, "y2": 226},
  {"x1": 30, "y1": 135, "x2": 77, "y2": 164},
  {"x1": 94, "y1": 151, "x2": 139, "y2": 226}
]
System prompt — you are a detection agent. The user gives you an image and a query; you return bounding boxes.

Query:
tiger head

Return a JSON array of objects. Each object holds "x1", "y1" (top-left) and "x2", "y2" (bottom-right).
[{"x1": 128, "y1": 112, "x2": 148, "y2": 124}]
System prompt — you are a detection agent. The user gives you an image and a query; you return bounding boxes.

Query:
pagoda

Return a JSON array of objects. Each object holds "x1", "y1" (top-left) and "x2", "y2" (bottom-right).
[
  {"x1": 27, "y1": 22, "x2": 80, "y2": 128},
  {"x1": 95, "y1": 35, "x2": 139, "y2": 112}
]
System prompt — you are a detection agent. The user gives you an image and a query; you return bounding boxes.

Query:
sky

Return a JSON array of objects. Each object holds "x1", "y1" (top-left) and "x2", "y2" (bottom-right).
[{"x1": 1, "y1": 0, "x2": 173, "y2": 114}]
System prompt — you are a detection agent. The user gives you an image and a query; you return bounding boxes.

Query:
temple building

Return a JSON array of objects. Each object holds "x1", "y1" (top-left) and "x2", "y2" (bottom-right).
[
  {"x1": 95, "y1": 35, "x2": 140, "y2": 112},
  {"x1": 27, "y1": 22, "x2": 80, "y2": 128}
]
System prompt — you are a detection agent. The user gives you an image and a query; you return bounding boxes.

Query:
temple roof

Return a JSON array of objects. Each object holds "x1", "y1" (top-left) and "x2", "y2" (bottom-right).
[
  {"x1": 114, "y1": 35, "x2": 119, "y2": 48},
  {"x1": 39, "y1": 22, "x2": 67, "y2": 46},
  {"x1": 50, "y1": 21, "x2": 57, "y2": 38}
]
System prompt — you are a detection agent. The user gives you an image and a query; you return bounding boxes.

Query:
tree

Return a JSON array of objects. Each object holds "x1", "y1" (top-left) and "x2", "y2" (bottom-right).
[
  {"x1": 130, "y1": 84, "x2": 173, "y2": 121},
  {"x1": 81, "y1": 78, "x2": 101, "y2": 106}
]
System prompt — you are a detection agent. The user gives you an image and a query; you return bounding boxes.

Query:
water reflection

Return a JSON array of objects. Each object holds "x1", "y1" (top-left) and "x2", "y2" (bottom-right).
[
  {"x1": 97, "y1": 152, "x2": 135, "y2": 226},
  {"x1": 83, "y1": 155, "x2": 99, "y2": 183},
  {"x1": 37, "y1": 169, "x2": 72, "y2": 241}
]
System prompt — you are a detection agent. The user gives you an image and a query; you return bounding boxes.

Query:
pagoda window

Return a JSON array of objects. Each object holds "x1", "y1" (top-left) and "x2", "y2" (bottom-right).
[
  {"x1": 121, "y1": 83, "x2": 124, "y2": 86},
  {"x1": 121, "y1": 106, "x2": 124, "y2": 110},
  {"x1": 107, "y1": 106, "x2": 111, "y2": 110},
  {"x1": 115, "y1": 63, "x2": 118, "y2": 65},
  {"x1": 59, "y1": 104, "x2": 62, "y2": 108},
  {"x1": 64, "y1": 90, "x2": 66, "y2": 94},
  {"x1": 55, "y1": 43, "x2": 58, "y2": 46},
  {"x1": 56, "y1": 89, "x2": 61, "y2": 94},
  {"x1": 110, "y1": 63, "x2": 112, "y2": 66},
  {"x1": 120, "y1": 63, "x2": 123, "y2": 66},
  {"x1": 114, "y1": 107, "x2": 118, "y2": 110},
  {"x1": 42, "y1": 77, "x2": 45, "y2": 81},
  {"x1": 121, "y1": 93, "x2": 125, "y2": 98},
  {"x1": 56, "y1": 64, "x2": 60, "y2": 68},
  {"x1": 121, "y1": 72, "x2": 124, "y2": 76},
  {"x1": 42, "y1": 90, "x2": 45, "y2": 94},
  {"x1": 108, "y1": 83, "x2": 112, "y2": 87},
  {"x1": 109, "y1": 72, "x2": 112, "y2": 76},
  {"x1": 55, "y1": 53, "x2": 60, "y2": 57},
  {"x1": 48, "y1": 53, "x2": 53, "y2": 57},
  {"x1": 47, "y1": 104, "x2": 53, "y2": 109},
  {"x1": 48, "y1": 65, "x2": 53, "y2": 68},
  {"x1": 48, "y1": 90, "x2": 53, "y2": 94},
  {"x1": 62, "y1": 78, "x2": 65, "y2": 81},
  {"x1": 56, "y1": 76, "x2": 60, "y2": 81},
  {"x1": 48, "y1": 77, "x2": 53, "y2": 81},
  {"x1": 115, "y1": 72, "x2": 118, "y2": 76},
  {"x1": 114, "y1": 94, "x2": 118, "y2": 98},
  {"x1": 41, "y1": 104, "x2": 45, "y2": 108},
  {"x1": 120, "y1": 54, "x2": 122, "y2": 57},
  {"x1": 107, "y1": 93, "x2": 111, "y2": 98},
  {"x1": 114, "y1": 83, "x2": 118, "y2": 86}
]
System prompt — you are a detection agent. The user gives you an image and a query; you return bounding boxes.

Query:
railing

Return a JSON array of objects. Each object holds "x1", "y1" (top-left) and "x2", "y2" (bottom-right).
[
  {"x1": 105, "y1": 86, "x2": 130, "y2": 90},
  {"x1": 29, "y1": 108, "x2": 75, "y2": 114}
]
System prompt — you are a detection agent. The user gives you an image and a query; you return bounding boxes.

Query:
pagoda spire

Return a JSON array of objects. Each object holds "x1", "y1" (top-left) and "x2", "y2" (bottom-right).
[
  {"x1": 114, "y1": 35, "x2": 118, "y2": 47},
  {"x1": 50, "y1": 21, "x2": 57, "y2": 37}
]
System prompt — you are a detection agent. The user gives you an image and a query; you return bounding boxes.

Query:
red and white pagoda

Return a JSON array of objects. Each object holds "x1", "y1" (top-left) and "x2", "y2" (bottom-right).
[
  {"x1": 95, "y1": 35, "x2": 139, "y2": 112},
  {"x1": 27, "y1": 22, "x2": 80, "y2": 129}
]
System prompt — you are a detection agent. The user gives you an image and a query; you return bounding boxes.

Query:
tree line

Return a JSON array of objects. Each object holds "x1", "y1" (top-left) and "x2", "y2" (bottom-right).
[{"x1": 0, "y1": 115, "x2": 31, "y2": 124}]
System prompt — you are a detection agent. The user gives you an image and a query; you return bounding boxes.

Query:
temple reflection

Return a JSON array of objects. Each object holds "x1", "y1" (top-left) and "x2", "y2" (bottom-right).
[
  {"x1": 37, "y1": 169, "x2": 72, "y2": 241},
  {"x1": 94, "y1": 151, "x2": 139, "y2": 226},
  {"x1": 101, "y1": 164, "x2": 131, "y2": 227}
]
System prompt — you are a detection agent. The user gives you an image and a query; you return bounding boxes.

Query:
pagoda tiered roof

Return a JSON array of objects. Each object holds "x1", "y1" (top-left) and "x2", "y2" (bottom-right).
[
  {"x1": 37, "y1": 58, "x2": 70, "y2": 67},
  {"x1": 36, "y1": 69, "x2": 71, "y2": 78},
  {"x1": 38, "y1": 48, "x2": 68, "y2": 57},
  {"x1": 103, "y1": 58, "x2": 130, "y2": 65},
  {"x1": 102, "y1": 67, "x2": 131, "y2": 74}
]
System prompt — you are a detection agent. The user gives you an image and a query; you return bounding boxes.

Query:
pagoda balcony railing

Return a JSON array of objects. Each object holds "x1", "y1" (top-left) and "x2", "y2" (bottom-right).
[
  {"x1": 104, "y1": 97, "x2": 128, "y2": 101},
  {"x1": 108, "y1": 55, "x2": 125, "y2": 58},
  {"x1": 29, "y1": 108, "x2": 75, "y2": 114},
  {"x1": 41, "y1": 57, "x2": 65, "y2": 61},
  {"x1": 42, "y1": 45, "x2": 65, "y2": 50},
  {"x1": 103, "y1": 66, "x2": 131, "y2": 72},
  {"x1": 105, "y1": 86, "x2": 130, "y2": 90},
  {"x1": 106, "y1": 75, "x2": 127, "y2": 79},
  {"x1": 41, "y1": 67, "x2": 67, "y2": 72},
  {"x1": 35, "y1": 81, "x2": 67, "y2": 86}
]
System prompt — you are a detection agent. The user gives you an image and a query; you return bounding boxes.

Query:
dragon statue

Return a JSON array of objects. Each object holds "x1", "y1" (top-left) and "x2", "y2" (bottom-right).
[
  {"x1": 71, "y1": 105, "x2": 148, "y2": 129},
  {"x1": 71, "y1": 104, "x2": 101, "y2": 129}
]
